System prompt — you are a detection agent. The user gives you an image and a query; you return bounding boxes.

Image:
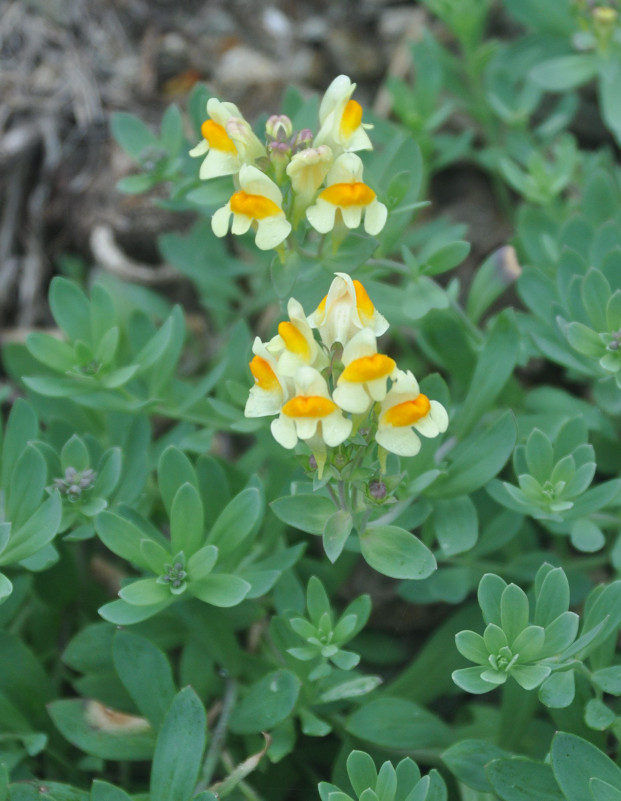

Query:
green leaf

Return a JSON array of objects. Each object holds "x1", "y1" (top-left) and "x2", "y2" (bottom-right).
[
  {"x1": 187, "y1": 545, "x2": 218, "y2": 582},
  {"x1": 565, "y1": 322, "x2": 604, "y2": 357},
  {"x1": 443, "y1": 739, "x2": 510, "y2": 793},
  {"x1": 467, "y1": 246, "x2": 521, "y2": 324},
  {"x1": 538, "y1": 670, "x2": 575, "y2": 708},
  {"x1": 1, "y1": 399, "x2": 38, "y2": 490},
  {"x1": 113, "y1": 631, "x2": 176, "y2": 728},
  {"x1": 230, "y1": 670, "x2": 300, "y2": 734},
  {"x1": 95, "y1": 512, "x2": 151, "y2": 569},
  {"x1": 61, "y1": 435, "x2": 90, "y2": 473},
  {"x1": 535, "y1": 567, "x2": 570, "y2": 627},
  {"x1": 49, "y1": 278, "x2": 91, "y2": 342},
  {"x1": 584, "y1": 698, "x2": 615, "y2": 731},
  {"x1": 0, "y1": 573, "x2": 12, "y2": 604},
  {"x1": 323, "y1": 510, "x2": 353, "y2": 563},
  {"x1": 150, "y1": 687, "x2": 207, "y2": 801},
  {"x1": 98, "y1": 598, "x2": 172, "y2": 625},
  {"x1": 0, "y1": 492, "x2": 62, "y2": 565},
  {"x1": 189, "y1": 574, "x2": 251, "y2": 607},
  {"x1": 111, "y1": 112, "x2": 159, "y2": 161},
  {"x1": 551, "y1": 732, "x2": 621, "y2": 801},
  {"x1": 487, "y1": 758, "x2": 564, "y2": 801},
  {"x1": 427, "y1": 412, "x2": 517, "y2": 498},
  {"x1": 318, "y1": 675, "x2": 382, "y2": 703},
  {"x1": 570, "y1": 519, "x2": 605, "y2": 553},
  {"x1": 525, "y1": 429, "x2": 554, "y2": 483},
  {"x1": 592, "y1": 666, "x2": 621, "y2": 695},
  {"x1": 600, "y1": 57, "x2": 621, "y2": 143},
  {"x1": 119, "y1": 578, "x2": 171, "y2": 606},
  {"x1": 433, "y1": 496, "x2": 478, "y2": 556},
  {"x1": 402, "y1": 276, "x2": 449, "y2": 320},
  {"x1": 421, "y1": 240, "x2": 471, "y2": 276},
  {"x1": 347, "y1": 751, "x2": 378, "y2": 796},
  {"x1": 306, "y1": 576, "x2": 331, "y2": 626},
  {"x1": 345, "y1": 698, "x2": 452, "y2": 750},
  {"x1": 157, "y1": 447, "x2": 198, "y2": 516},
  {"x1": 48, "y1": 699, "x2": 155, "y2": 760},
  {"x1": 452, "y1": 666, "x2": 495, "y2": 694},
  {"x1": 26, "y1": 332, "x2": 76, "y2": 372},
  {"x1": 270, "y1": 493, "x2": 336, "y2": 535},
  {"x1": 7, "y1": 445, "x2": 46, "y2": 530},
  {"x1": 591, "y1": 779, "x2": 621, "y2": 801},
  {"x1": 91, "y1": 781, "x2": 134, "y2": 801},
  {"x1": 455, "y1": 310, "x2": 519, "y2": 437},
  {"x1": 170, "y1": 483, "x2": 204, "y2": 557},
  {"x1": 500, "y1": 584, "x2": 529, "y2": 644},
  {"x1": 360, "y1": 526, "x2": 436, "y2": 580},
  {"x1": 94, "y1": 448, "x2": 122, "y2": 498},
  {"x1": 208, "y1": 487, "x2": 262, "y2": 558},
  {"x1": 530, "y1": 54, "x2": 599, "y2": 91}
]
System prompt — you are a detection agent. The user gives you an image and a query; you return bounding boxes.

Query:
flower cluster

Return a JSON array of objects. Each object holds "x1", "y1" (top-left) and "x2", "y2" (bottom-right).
[
  {"x1": 244, "y1": 273, "x2": 448, "y2": 474},
  {"x1": 190, "y1": 76, "x2": 387, "y2": 250}
]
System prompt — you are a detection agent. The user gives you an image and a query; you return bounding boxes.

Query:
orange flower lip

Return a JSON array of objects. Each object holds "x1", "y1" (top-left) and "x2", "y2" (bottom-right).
[
  {"x1": 319, "y1": 182, "x2": 376, "y2": 207},
  {"x1": 230, "y1": 191, "x2": 282, "y2": 219},
  {"x1": 282, "y1": 395, "x2": 337, "y2": 418},
  {"x1": 249, "y1": 355, "x2": 280, "y2": 391},
  {"x1": 201, "y1": 119, "x2": 237, "y2": 153},
  {"x1": 340, "y1": 99, "x2": 363, "y2": 138},
  {"x1": 278, "y1": 321, "x2": 310, "y2": 359},
  {"x1": 341, "y1": 354, "x2": 395, "y2": 383},
  {"x1": 383, "y1": 394, "x2": 431, "y2": 426}
]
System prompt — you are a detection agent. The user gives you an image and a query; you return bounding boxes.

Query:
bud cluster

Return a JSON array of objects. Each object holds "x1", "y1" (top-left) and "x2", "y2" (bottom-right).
[
  {"x1": 189, "y1": 76, "x2": 388, "y2": 250},
  {"x1": 51, "y1": 467, "x2": 97, "y2": 502}
]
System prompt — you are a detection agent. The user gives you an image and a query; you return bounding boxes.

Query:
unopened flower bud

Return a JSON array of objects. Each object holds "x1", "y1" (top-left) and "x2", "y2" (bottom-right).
[
  {"x1": 266, "y1": 114, "x2": 293, "y2": 141},
  {"x1": 369, "y1": 480, "x2": 387, "y2": 500},
  {"x1": 309, "y1": 454, "x2": 318, "y2": 470},
  {"x1": 294, "y1": 129, "x2": 314, "y2": 150}
]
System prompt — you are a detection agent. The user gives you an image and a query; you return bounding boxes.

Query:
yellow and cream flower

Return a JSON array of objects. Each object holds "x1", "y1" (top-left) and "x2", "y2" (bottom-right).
[
  {"x1": 212, "y1": 165, "x2": 292, "y2": 250},
  {"x1": 333, "y1": 328, "x2": 396, "y2": 413},
  {"x1": 286, "y1": 146, "x2": 334, "y2": 201},
  {"x1": 314, "y1": 75, "x2": 373, "y2": 155},
  {"x1": 189, "y1": 98, "x2": 266, "y2": 180},
  {"x1": 266, "y1": 298, "x2": 328, "y2": 378},
  {"x1": 271, "y1": 367, "x2": 352, "y2": 453},
  {"x1": 376, "y1": 370, "x2": 448, "y2": 457},
  {"x1": 309, "y1": 272, "x2": 389, "y2": 348},
  {"x1": 306, "y1": 153, "x2": 387, "y2": 236},
  {"x1": 244, "y1": 337, "x2": 290, "y2": 418}
]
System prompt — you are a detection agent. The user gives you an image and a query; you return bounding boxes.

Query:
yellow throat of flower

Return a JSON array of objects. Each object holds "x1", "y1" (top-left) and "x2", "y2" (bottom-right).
[
  {"x1": 341, "y1": 353, "x2": 395, "y2": 383},
  {"x1": 340, "y1": 99, "x2": 363, "y2": 138},
  {"x1": 201, "y1": 120, "x2": 237, "y2": 153},
  {"x1": 249, "y1": 355, "x2": 280, "y2": 391},
  {"x1": 353, "y1": 280, "x2": 375, "y2": 322},
  {"x1": 278, "y1": 321, "x2": 311, "y2": 360},
  {"x1": 383, "y1": 394, "x2": 431, "y2": 427},
  {"x1": 282, "y1": 396, "x2": 337, "y2": 418},
  {"x1": 319, "y1": 182, "x2": 376, "y2": 207},
  {"x1": 231, "y1": 191, "x2": 282, "y2": 219}
]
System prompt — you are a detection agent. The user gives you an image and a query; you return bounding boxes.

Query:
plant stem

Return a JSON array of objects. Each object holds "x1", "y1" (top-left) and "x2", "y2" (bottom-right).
[{"x1": 197, "y1": 677, "x2": 238, "y2": 790}]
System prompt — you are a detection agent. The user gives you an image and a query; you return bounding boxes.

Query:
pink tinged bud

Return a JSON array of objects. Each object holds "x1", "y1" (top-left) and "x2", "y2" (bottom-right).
[
  {"x1": 266, "y1": 114, "x2": 294, "y2": 140},
  {"x1": 294, "y1": 129, "x2": 314, "y2": 150}
]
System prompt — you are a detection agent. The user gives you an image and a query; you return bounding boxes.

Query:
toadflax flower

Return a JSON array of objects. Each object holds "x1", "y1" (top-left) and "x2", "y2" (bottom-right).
[
  {"x1": 212, "y1": 165, "x2": 292, "y2": 250},
  {"x1": 271, "y1": 366, "x2": 352, "y2": 473},
  {"x1": 332, "y1": 328, "x2": 396, "y2": 413},
  {"x1": 267, "y1": 298, "x2": 328, "y2": 377},
  {"x1": 244, "y1": 337, "x2": 290, "y2": 418},
  {"x1": 286, "y1": 146, "x2": 334, "y2": 202},
  {"x1": 314, "y1": 74, "x2": 373, "y2": 155},
  {"x1": 376, "y1": 370, "x2": 448, "y2": 456},
  {"x1": 189, "y1": 98, "x2": 266, "y2": 180},
  {"x1": 306, "y1": 153, "x2": 387, "y2": 236},
  {"x1": 309, "y1": 272, "x2": 389, "y2": 348}
]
